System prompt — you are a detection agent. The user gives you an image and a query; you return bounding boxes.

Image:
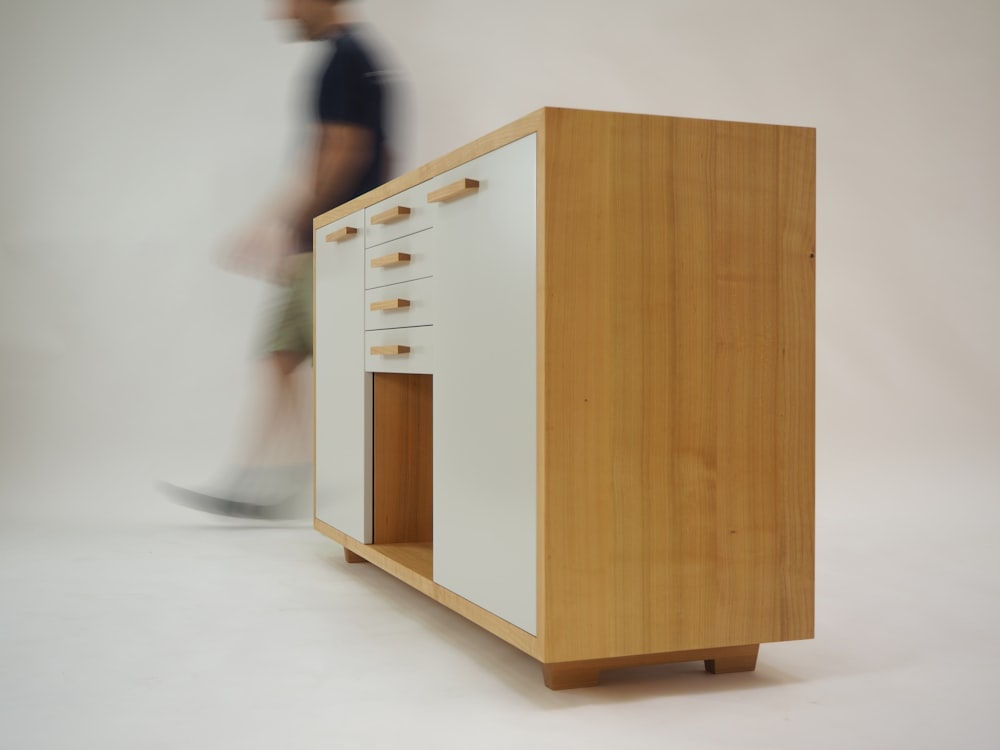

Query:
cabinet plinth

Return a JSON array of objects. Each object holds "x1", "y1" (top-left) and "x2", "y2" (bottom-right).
[
  {"x1": 542, "y1": 644, "x2": 761, "y2": 690},
  {"x1": 313, "y1": 107, "x2": 815, "y2": 689}
]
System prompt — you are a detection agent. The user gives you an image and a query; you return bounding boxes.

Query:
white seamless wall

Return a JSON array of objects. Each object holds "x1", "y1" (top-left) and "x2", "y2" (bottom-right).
[{"x1": 0, "y1": 0, "x2": 997, "y2": 519}]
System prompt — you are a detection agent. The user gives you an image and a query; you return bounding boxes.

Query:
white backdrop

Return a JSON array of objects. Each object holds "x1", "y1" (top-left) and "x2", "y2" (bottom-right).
[
  {"x1": 2, "y1": 0, "x2": 1000, "y2": 744},
  {"x1": 1, "y1": 0, "x2": 998, "y2": 587}
]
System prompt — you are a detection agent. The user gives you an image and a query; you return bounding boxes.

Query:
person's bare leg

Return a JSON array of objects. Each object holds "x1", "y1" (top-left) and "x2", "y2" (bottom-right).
[
  {"x1": 234, "y1": 350, "x2": 310, "y2": 469},
  {"x1": 159, "y1": 351, "x2": 312, "y2": 517}
]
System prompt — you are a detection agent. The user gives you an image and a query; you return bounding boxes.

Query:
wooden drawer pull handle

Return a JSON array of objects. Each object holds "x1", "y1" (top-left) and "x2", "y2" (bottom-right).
[
  {"x1": 371, "y1": 206, "x2": 412, "y2": 225},
  {"x1": 325, "y1": 226, "x2": 358, "y2": 243},
  {"x1": 370, "y1": 252, "x2": 411, "y2": 268},
  {"x1": 428, "y1": 178, "x2": 480, "y2": 204},
  {"x1": 370, "y1": 345, "x2": 410, "y2": 356},
  {"x1": 369, "y1": 299, "x2": 411, "y2": 311}
]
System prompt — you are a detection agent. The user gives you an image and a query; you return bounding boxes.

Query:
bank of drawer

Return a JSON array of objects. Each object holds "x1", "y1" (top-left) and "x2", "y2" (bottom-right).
[
  {"x1": 365, "y1": 229, "x2": 434, "y2": 289},
  {"x1": 365, "y1": 326, "x2": 433, "y2": 374},
  {"x1": 365, "y1": 277, "x2": 434, "y2": 331},
  {"x1": 365, "y1": 181, "x2": 434, "y2": 248}
]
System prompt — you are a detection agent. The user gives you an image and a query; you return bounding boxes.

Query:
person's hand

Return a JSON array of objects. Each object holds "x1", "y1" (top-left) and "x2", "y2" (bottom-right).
[{"x1": 219, "y1": 218, "x2": 292, "y2": 283}]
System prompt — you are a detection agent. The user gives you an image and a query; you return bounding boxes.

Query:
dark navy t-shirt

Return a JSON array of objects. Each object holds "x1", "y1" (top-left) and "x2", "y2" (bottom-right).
[{"x1": 315, "y1": 26, "x2": 386, "y2": 208}]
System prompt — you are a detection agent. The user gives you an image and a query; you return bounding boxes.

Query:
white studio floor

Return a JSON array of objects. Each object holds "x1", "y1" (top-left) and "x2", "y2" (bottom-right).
[{"x1": 1, "y1": 447, "x2": 998, "y2": 750}]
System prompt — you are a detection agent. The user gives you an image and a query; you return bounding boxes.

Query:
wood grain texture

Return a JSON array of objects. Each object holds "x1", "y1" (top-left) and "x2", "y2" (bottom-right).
[
  {"x1": 313, "y1": 519, "x2": 540, "y2": 657},
  {"x1": 371, "y1": 206, "x2": 412, "y2": 226},
  {"x1": 370, "y1": 298, "x2": 411, "y2": 311},
  {"x1": 534, "y1": 118, "x2": 549, "y2": 646},
  {"x1": 538, "y1": 109, "x2": 814, "y2": 662},
  {"x1": 705, "y1": 644, "x2": 760, "y2": 674},
  {"x1": 371, "y1": 542, "x2": 433, "y2": 579},
  {"x1": 326, "y1": 226, "x2": 358, "y2": 243},
  {"x1": 373, "y1": 373, "x2": 433, "y2": 544},
  {"x1": 542, "y1": 644, "x2": 760, "y2": 689},
  {"x1": 313, "y1": 108, "x2": 814, "y2": 681},
  {"x1": 370, "y1": 345, "x2": 410, "y2": 356},
  {"x1": 344, "y1": 547, "x2": 369, "y2": 564},
  {"x1": 427, "y1": 178, "x2": 480, "y2": 204},
  {"x1": 370, "y1": 252, "x2": 412, "y2": 268}
]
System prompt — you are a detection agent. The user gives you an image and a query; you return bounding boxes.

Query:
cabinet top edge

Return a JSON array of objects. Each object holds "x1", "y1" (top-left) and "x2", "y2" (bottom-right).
[
  {"x1": 313, "y1": 106, "x2": 815, "y2": 229},
  {"x1": 538, "y1": 106, "x2": 815, "y2": 131},
  {"x1": 314, "y1": 109, "x2": 545, "y2": 229}
]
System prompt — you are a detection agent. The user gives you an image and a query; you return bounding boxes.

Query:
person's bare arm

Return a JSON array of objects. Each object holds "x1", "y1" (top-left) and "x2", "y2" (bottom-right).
[
  {"x1": 223, "y1": 122, "x2": 375, "y2": 279},
  {"x1": 289, "y1": 121, "x2": 375, "y2": 245}
]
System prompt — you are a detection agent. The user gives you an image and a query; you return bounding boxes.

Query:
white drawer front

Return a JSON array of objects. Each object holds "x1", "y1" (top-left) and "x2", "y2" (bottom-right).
[
  {"x1": 365, "y1": 277, "x2": 434, "y2": 331},
  {"x1": 365, "y1": 228, "x2": 434, "y2": 289},
  {"x1": 365, "y1": 180, "x2": 434, "y2": 248},
  {"x1": 365, "y1": 326, "x2": 433, "y2": 374}
]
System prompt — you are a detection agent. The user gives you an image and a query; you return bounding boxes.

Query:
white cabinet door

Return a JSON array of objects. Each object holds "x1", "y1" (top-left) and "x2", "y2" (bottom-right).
[
  {"x1": 432, "y1": 135, "x2": 538, "y2": 635},
  {"x1": 314, "y1": 211, "x2": 373, "y2": 543}
]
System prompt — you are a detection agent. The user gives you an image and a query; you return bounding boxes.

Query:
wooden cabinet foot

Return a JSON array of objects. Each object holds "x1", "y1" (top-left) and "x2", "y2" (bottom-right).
[
  {"x1": 542, "y1": 644, "x2": 761, "y2": 689},
  {"x1": 344, "y1": 547, "x2": 369, "y2": 564},
  {"x1": 704, "y1": 644, "x2": 759, "y2": 674},
  {"x1": 543, "y1": 663, "x2": 602, "y2": 690}
]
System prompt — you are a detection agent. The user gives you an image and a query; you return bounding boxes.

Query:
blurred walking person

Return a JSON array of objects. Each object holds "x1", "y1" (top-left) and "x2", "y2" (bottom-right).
[{"x1": 161, "y1": 0, "x2": 398, "y2": 518}]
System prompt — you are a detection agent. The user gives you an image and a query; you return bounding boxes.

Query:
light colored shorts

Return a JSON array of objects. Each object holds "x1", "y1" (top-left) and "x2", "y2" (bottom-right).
[{"x1": 261, "y1": 255, "x2": 313, "y2": 358}]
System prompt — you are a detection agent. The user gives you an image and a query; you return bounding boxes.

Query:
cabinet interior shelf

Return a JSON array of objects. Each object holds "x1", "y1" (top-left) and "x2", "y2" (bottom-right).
[{"x1": 368, "y1": 542, "x2": 433, "y2": 581}]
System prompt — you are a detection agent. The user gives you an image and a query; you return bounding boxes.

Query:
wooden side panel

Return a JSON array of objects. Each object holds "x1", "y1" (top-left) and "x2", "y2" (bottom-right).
[
  {"x1": 776, "y1": 127, "x2": 817, "y2": 640},
  {"x1": 539, "y1": 109, "x2": 814, "y2": 662},
  {"x1": 373, "y1": 373, "x2": 433, "y2": 544}
]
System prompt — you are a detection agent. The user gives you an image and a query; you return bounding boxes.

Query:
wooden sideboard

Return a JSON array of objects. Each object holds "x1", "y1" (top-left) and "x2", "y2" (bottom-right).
[{"x1": 313, "y1": 107, "x2": 815, "y2": 689}]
